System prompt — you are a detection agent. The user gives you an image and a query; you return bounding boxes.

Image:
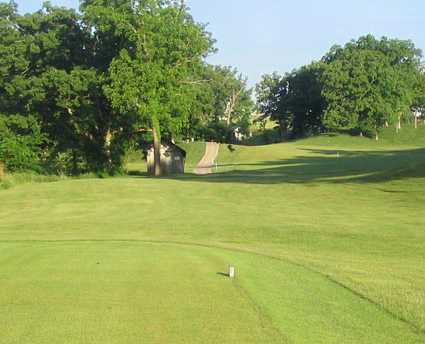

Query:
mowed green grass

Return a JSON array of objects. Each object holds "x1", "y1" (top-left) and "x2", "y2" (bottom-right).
[{"x1": 1, "y1": 127, "x2": 425, "y2": 343}]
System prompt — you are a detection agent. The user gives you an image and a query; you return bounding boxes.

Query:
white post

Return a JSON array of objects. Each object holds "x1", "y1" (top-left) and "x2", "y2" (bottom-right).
[{"x1": 229, "y1": 265, "x2": 235, "y2": 279}]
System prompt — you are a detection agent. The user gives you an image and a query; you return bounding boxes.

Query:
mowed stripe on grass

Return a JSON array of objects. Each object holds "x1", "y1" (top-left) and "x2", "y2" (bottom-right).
[
  {"x1": 1, "y1": 131, "x2": 425, "y2": 342},
  {"x1": 1, "y1": 242, "x2": 423, "y2": 343}
]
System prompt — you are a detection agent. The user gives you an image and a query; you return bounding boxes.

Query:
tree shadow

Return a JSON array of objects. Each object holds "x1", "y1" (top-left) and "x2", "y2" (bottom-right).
[
  {"x1": 127, "y1": 171, "x2": 149, "y2": 177},
  {"x1": 128, "y1": 147, "x2": 425, "y2": 185}
]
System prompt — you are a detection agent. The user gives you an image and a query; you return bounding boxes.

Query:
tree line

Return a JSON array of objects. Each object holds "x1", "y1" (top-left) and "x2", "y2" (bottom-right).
[
  {"x1": 256, "y1": 35, "x2": 425, "y2": 141},
  {"x1": 0, "y1": 0, "x2": 253, "y2": 176},
  {"x1": 1, "y1": 1, "x2": 424, "y2": 177}
]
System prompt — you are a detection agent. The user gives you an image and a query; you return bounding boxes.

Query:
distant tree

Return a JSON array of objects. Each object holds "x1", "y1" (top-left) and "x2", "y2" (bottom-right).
[
  {"x1": 284, "y1": 63, "x2": 326, "y2": 137},
  {"x1": 256, "y1": 72, "x2": 289, "y2": 138},
  {"x1": 256, "y1": 63, "x2": 325, "y2": 139},
  {"x1": 188, "y1": 65, "x2": 254, "y2": 141},
  {"x1": 413, "y1": 66, "x2": 425, "y2": 106},
  {"x1": 412, "y1": 69, "x2": 425, "y2": 128},
  {"x1": 321, "y1": 35, "x2": 422, "y2": 139},
  {"x1": 217, "y1": 66, "x2": 253, "y2": 128}
]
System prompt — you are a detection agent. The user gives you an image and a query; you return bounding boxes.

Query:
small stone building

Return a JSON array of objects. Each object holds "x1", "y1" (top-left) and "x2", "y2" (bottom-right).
[{"x1": 146, "y1": 142, "x2": 186, "y2": 175}]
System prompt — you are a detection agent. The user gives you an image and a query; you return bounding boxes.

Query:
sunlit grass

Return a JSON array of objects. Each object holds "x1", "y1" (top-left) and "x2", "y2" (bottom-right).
[{"x1": 1, "y1": 127, "x2": 425, "y2": 342}]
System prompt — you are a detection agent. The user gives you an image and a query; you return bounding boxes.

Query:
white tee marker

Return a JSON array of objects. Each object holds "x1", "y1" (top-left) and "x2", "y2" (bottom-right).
[{"x1": 229, "y1": 265, "x2": 236, "y2": 279}]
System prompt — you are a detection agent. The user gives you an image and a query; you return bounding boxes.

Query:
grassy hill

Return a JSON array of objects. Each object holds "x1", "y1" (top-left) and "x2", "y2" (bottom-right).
[{"x1": 1, "y1": 128, "x2": 425, "y2": 343}]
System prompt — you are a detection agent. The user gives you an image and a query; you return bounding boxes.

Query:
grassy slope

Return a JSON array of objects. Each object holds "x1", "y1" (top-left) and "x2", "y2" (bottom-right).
[
  {"x1": 1, "y1": 126, "x2": 425, "y2": 342},
  {"x1": 178, "y1": 141, "x2": 207, "y2": 168}
]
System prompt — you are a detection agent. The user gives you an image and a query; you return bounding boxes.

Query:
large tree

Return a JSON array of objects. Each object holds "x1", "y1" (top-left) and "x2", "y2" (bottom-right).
[
  {"x1": 0, "y1": 1, "x2": 117, "y2": 173},
  {"x1": 0, "y1": 0, "x2": 216, "y2": 175},
  {"x1": 256, "y1": 35, "x2": 423, "y2": 141},
  {"x1": 255, "y1": 72, "x2": 286, "y2": 136},
  {"x1": 256, "y1": 63, "x2": 325, "y2": 139},
  {"x1": 321, "y1": 35, "x2": 422, "y2": 139},
  {"x1": 89, "y1": 0, "x2": 214, "y2": 176}
]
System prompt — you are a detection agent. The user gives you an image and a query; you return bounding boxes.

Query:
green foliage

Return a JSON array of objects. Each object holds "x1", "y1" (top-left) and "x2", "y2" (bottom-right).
[
  {"x1": 322, "y1": 35, "x2": 422, "y2": 137},
  {"x1": 256, "y1": 63, "x2": 325, "y2": 139},
  {"x1": 0, "y1": 1, "x2": 118, "y2": 174},
  {"x1": 101, "y1": 0, "x2": 215, "y2": 139},
  {"x1": 243, "y1": 127, "x2": 282, "y2": 146},
  {"x1": 256, "y1": 72, "x2": 285, "y2": 122},
  {"x1": 413, "y1": 67, "x2": 425, "y2": 109},
  {"x1": 256, "y1": 35, "x2": 423, "y2": 141},
  {"x1": 181, "y1": 64, "x2": 254, "y2": 141},
  {"x1": 0, "y1": 114, "x2": 45, "y2": 172},
  {"x1": 199, "y1": 121, "x2": 233, "y2": 142},
  {"x1": 0, "y1": 0, "x2": 230, "y2": 175}
]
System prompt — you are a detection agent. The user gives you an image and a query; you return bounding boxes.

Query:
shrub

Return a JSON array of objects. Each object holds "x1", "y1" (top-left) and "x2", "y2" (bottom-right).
[
  {"x1": 243, "y1": 128, "x2": 283, "y2": 146},
  {"x1": 0, "y1": 115, "x2": 46, "y2": 172}
]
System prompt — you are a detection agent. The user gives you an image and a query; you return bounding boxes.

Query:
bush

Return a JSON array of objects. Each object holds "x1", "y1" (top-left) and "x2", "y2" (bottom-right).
[
  {"x1": 243, "y1": 128, "x2": 283, "y2": 146},
  {"x1": 200, "y1": 122, "x2": 233, "y2": 143},
  {"x1": 0, "y1": 115, "x2": 46, "y2": 172}
]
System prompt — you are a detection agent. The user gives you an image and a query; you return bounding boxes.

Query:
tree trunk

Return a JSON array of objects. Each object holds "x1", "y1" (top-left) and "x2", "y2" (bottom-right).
[
  {"x1": 278, "y1": 119, "x2": 285, "y2": 141},
  {"x1": 105, "y1": 130, "x2": 112, "y2": 164},
  {"x1": 152, "y1": 127, "x2": 161, "y2": 177},
  {"x1": 415, "y1": 115, "x2": 418, "y2": 129},
  {"x1": 224, "y1": 86, "x2": 244, "y2": 126},
  {"x1": 72, "y1": 150, "x2": 78, "y2": 175},
  {"x1": 396, "y1": 115, "x2": 401, "y2": 133},
  {"x1": 375, "y1": 130, "x2": 379, "y2": 141}
]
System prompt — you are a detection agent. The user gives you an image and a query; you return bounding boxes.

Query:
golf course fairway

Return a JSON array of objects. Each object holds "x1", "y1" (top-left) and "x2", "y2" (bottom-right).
[{"x1": 1, "y1": 132, "x2": 425, "y2": 342}]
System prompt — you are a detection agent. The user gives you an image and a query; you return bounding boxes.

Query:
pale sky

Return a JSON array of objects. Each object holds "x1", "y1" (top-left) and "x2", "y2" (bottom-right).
[{"x1": 14, "y1": 0, "x2": 425, "y2": 87}]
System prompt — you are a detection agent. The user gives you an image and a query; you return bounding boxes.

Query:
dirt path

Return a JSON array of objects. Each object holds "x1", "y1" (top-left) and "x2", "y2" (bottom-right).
[{"x1": 194, "y1": 142, "x2": 220, "y2": 175}]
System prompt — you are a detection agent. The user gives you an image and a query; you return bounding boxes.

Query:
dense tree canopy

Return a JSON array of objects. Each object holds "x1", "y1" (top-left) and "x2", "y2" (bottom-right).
[
  {"x1": 322, "y1": 35, "x2": 422, "y2": 138},
  {"x1": 91, "y1": 0, "x2": 214, "y2": 175},
  {"x1": 0, "y1": 1, "x2": 113, "y2": 174},
  {"x1": 414, "y1": 66, "x2": 425, "y2": 109},
  {"x1": 257, "y1": 35, "x2": 423, "y2": 140},
  {"x1": 0, "y1": 0, "x2": 252, "y2": 175},
  {"x1": 256, "y1": 63, "x2": 325, "y2": 138},
  {"x1": 1, "y1": 1, "x2": 424, "y2": 176}
]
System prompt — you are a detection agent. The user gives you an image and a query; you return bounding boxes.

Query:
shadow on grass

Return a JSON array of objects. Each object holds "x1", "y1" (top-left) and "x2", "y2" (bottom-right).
[
  {"x1": 216, "y1": 272, "x2": 230, "y2": 278},
  {"x1": 128, "y1": 148, "x2": 425, "y2": 185},
  {"x1": 128, "y1": 171, "x2": 149, "y2": 177}
]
